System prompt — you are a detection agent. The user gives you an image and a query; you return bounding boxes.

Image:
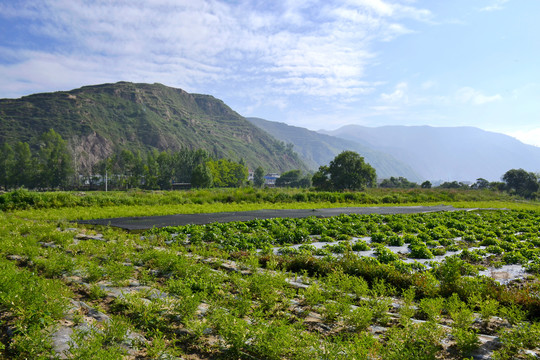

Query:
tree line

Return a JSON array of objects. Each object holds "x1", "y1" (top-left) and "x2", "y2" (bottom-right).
[
  {"x1": 86, "y1": 148, "x2": 249, "y2": 190},
  {"x1": 1, "y1": 133, "x2": 539, "y2": 199},
  {"x1": 309, "y1": 151, "x2": 540, "y2": 199},
  {"x1": 0, "y1": 130, "x2": 249, "y2": 191},
  {"x1": 0, "y1": 129, "x2": 73, "y2": 190}
]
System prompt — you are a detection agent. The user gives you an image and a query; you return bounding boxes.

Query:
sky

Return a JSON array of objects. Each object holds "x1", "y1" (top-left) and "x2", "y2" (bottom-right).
[{"x1": 1, "y1": 0, "x2": 540, "y2": 147}]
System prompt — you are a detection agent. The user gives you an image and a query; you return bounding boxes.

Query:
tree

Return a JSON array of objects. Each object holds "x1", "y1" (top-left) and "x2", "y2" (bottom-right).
[
  {"x1": 207, "y1": 159, "x2": 248, "y2": 187},
  {"x1": 275, "y1": 169, "x2": 301, "y2": 187},
  {"x1": 254, "y1": 166, "x2": 265, "y2": 188},
  {"x1": 12, "y1": 141, "x2": 34, "y2": 188},
  {"x1": 117, "y1": 149, "x2": 136, "y2": 189},
  {"x1": 421, "y1": 181, "x2": 432, "y2": 189},
  {"x1": 329, "y1": 151, "x2": 376, "y2": 190},
  {"x1": 0, "y1": 143, "x2": 14, "y2": 191},
  {"x1": 143, "y1": 150, "x2": 160, "y2": 190},
  {"x1": 489, "y1": 181, "x2": 506, "y2": 192},
  {"x1": 471, "y1": 178, "x2": 489, "y2": 190},
  {"x1": 502, "y1": 168, "x2": 539, "y2": 199},
  {"x1": 313, "y1": 151, "x2": 376, "y2": 191},
  {"x1": 191, "y1": 163, "x2": 213, "y2": 188},
  {"x1": 439, "y1": 181, "x2": 468, "y2": 189},
  {"x1": 379, "y1": 176, "x2": 417, "y2": 189},
  {"x1": 276, "y1": 169, "x2": 311, "y2": 188},
  {"x1": 36, "y1": 129, "x2": 74, "y2": 189},
  {"x1": 312, "y1": 165, "x2": 331, "y2": 190},
  {"x1": 93, "y1": 157, "x2": 114, "y2": 190},
  {"x1": 173, "y1": 148, "x2": 210, "y2": 183},
  {"x1": 297, "y1": 174, "x2": 312, "y2": 188},
  {"x1": 156, "y1": 152, "x2": 174, "y2": 190}
]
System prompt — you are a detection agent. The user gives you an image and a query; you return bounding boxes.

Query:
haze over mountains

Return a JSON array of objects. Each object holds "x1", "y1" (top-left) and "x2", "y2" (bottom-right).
[
  {"x1": 247, "y1": 117, "x2": 421, "y2": 181},
  {"x1": 248, "y1": 117, "x2": 540, "y2": 183},
  {"x1": 321, "y1": 125, "x2": 540, "y2": 182},
  {"x1": 1, "y1": 81, "x2": 539, "y2": 183}
]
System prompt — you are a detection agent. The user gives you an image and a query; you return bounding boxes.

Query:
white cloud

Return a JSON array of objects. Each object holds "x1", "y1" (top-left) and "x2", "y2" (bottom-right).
[
  {"x1": 456, "y1": 87, "x2": 502, "y2": 105},
  {"x1": 345, "y1": 0, "x2": 432, "y2": 21},
  {"x1": 508, "y1": 128, "x2": 540, "y2": 147},
  {"x1": 421, "y1": 80, "x2": 436, "y2": 90},
  {"x1": 0, "y1": 0, "x2": 431, "y2": 106},
  {"x1": 381, "y1": 82, "x2": 408, "y2": 103},
  {"x1": 480, "y1": 0, "x2": 510, "y2": 12}
]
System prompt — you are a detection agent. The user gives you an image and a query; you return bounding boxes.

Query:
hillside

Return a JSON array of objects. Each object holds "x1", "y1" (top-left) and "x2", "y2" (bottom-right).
[
  {"x1": 0, "y1": 82, "x2": 306, "y2": 173},
  {"x1": 247, "y1": 117, "x2": 421, "y2": 181},
  {"x1": 323, "y1": 125, "x2": 540, "y2": 182}
]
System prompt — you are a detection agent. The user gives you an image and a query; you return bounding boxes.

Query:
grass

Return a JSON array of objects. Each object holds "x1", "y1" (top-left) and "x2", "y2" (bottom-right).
[{"x1": 1, "y1": 188, "x2": 540, "y2": 359}]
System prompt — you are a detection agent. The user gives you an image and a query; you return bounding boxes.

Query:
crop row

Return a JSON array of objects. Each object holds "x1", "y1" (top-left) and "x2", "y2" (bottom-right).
[
  {"x1": 0, "y1": 187, "x2": 511, "y2": 211},
  {"x1": 1, "y1": 208, "x2": 540, "y2": 358},
  {"x1": 147, "y1": 210, "x2": 540, "y2": 270}
]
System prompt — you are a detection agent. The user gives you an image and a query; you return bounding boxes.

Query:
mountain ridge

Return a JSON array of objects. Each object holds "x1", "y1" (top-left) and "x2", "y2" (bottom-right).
[
  {"x1": 247, "y1": 117, "x2": 421, "y2": 181},
  {"x1": 322, "y1": 124, "x2": 540, "y2": 182},
  {"x1": 0, "y1": 82, "x2": 307, "y2": 173}
]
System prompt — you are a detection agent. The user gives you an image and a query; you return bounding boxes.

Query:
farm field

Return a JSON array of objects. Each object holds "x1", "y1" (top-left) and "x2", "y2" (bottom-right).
[{"x1": 1, "y1": 189, "x2": 540, "y2": 359}]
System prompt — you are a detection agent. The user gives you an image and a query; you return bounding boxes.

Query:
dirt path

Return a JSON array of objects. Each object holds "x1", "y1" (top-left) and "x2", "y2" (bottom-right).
[{"x1": 77, "y1": 205, "x2": 460, "y2": 230}]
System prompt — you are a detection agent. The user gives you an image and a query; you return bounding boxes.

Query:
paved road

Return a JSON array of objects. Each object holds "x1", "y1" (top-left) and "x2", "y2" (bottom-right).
[{"x1": 77, "y1": 205, "x2": 459, "y2": 230}]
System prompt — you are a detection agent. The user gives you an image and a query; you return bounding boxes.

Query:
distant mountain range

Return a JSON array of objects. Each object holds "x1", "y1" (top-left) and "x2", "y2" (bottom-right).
[
  {"x1": 2, "y1": 81, "x2": 538, "y2": 183},
  {"x1": 0, "y1": 82, "x2": 306, "y2": 173},
  {"x1": 247, "y1": 117, "x2": 421, "y2": 181},
  {"x1": 248, "y1": 118, "x2": 540, "y2": 182},
  {"x1": 321, "y1": 125, "x2": 540, "y2": 182}
]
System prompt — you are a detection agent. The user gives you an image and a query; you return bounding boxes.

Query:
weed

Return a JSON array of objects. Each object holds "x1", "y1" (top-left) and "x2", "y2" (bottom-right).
[
  {"x1": 451, "y1": 327, "x2": 480, "y2": 357},
  {"x1": 419, "y1": 297, "x2": 444, "y2": 322},
  {"x1": 383, "y1": 321, "x2": 445, "y2": 360},
  {"x1": 492, "y1": 322, "x2": 540, "y2": 360},
  {"x1": 344, "y1": 305, "x2": 374, "y2": 331},
  {"x1": 87, "y1": 284, "x2": 107, "y2": 300}
]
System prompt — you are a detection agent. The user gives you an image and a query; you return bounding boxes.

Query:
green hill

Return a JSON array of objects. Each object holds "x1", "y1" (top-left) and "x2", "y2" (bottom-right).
[
  {"x1": 0, "y1": 82, "x2": 306, "y2": 173},
  {"x1": 247, "y1": 117, "x2": 421, "y2": 181}
]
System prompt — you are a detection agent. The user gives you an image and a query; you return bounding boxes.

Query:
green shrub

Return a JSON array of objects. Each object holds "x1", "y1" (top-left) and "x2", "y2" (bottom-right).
[
  {"x1": 352, "y1": 240, "x2": 370, "y2": 251},
  {"x1": 409, "y1": 241, "x2": 434, "y2": 259},
  {"x1": 345, "y1": 305, "x2": 374, "y2": 330},
  {"x1": 374, "y1": 244, "x2": 399, "y2": 264},
  {"x1": 388, "y1": 234, "x2": 404, "y2": 246}
]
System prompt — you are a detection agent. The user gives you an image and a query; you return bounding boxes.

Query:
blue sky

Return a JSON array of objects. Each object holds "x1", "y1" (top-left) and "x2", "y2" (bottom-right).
[{"x1": 1, "y1": 0, "x2": 539, "y2": 146}]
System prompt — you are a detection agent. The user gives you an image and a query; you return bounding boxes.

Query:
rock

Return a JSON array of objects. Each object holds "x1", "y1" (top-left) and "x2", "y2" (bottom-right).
[
  {"x1": 51, "y1": 326, "x2": 74, "y2": 359},
  {"x1": 78, "y1": 301, "x2": 110, "y2": 323}
]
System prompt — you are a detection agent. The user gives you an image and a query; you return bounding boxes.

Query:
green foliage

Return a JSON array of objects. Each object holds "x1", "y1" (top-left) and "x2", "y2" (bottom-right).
[
  {"x1": 313, "y1": 151, "x2": 377, "y2": 191},
  {"x1": 374, "y1": 244, "x2": 399, "y2": 263},
  {"x1": 379, "y1": 176, "x2": 418, "y2": 189},
  {"x1": 275, "y1": 169, "x2": 311, "y2": 188},
  {"x1": 206, "y1": 158, "x2": 248, "y2": 187},
  {"x1": 254, "y1": 166, "x2": 265, "y2": 187},
  {"x1": 409, "y1": 240, "x2": 434, "y2": 259},
  {"x1": 191, "y1": 162, "x2": 213, "y2": 188},
  {"x1": 0, "y1": 186, "x2": 518, "y2": 212},
  {"x1": 37, "y1": 129, "x2": 75, "y2": 189},
  {"x1": 0, "y1": 82, "x2": 307, "y2": 176},
  {"x1": 0, "y1": 142, "x2": 14, "y2": 190},
  {"x1": 492, "y1": 322, "x2": 540, "y2": 359},
  {"x1": 4, "y1": 194, "x2": 540, "y2": 359},
  {"x1": 12, "y1": 141, "x2": 34, "y2": 189},
  {"x1": 502, "y1": 168, "x2": 539, "y2": 199},
  {"x1": 383, "y1": 321, "x2": 445, "y2": 360},
  {"x1": 419, "y1": 297, "x2": 445, "y2": 322},
  {"x1": 345, "y1": 305, "x2": 374, "y2": 331},
  {"x1": 452, "y1": 327, "x2": 480, "y2": 357}
]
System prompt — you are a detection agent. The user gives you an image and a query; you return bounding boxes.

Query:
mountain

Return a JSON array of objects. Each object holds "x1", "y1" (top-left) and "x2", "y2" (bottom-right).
[
  {"x1": 0, "y1": 82, "x2": 306, "y2": 173},
  {"x1": 322, "y1": 125, "x2": 540, "y2": 182},
  {"x1": 247, "y1": 117, "x2": 421, "y2": 181}
]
